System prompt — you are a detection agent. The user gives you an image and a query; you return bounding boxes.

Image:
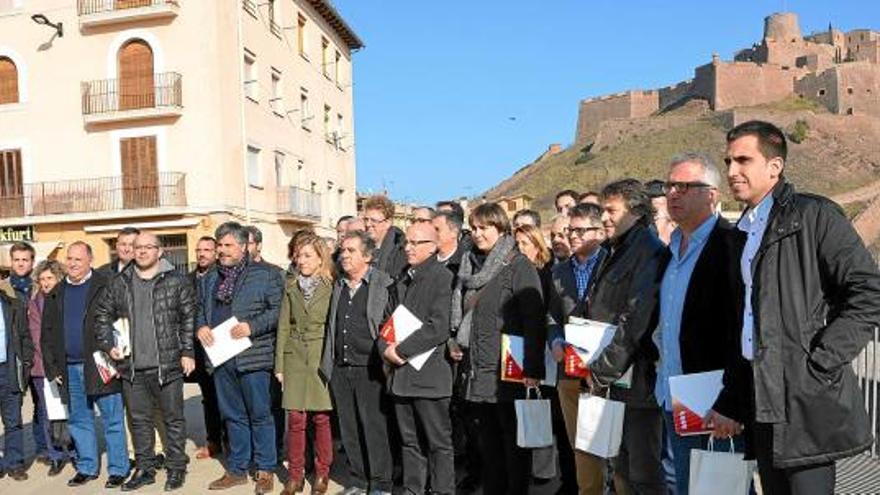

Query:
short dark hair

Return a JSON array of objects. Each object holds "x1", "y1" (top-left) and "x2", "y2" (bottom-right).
[
  {"x1": 336, "y1": 215, "x2": 355, "y2": 227},
  {"x1": 435, "y1": 200, "x2": 465, "y2": 225},
  {"x1": 197, "y1": 236, "x2": 216, "y2": 245},
  {"x1": 468, "y1": 202, "x2": 511, "y2": 235},
  {"x1": 569, "y1": 203, "x2": 602, "y2": 223},
  {"x1": 9, "y1": 241, "x2": 35, "y2": 260},
  {"x1": 578, "y1": 191, "x2": 600, "y2": 203},
  {"x1": 118, "y1": 227, "x2": 141, "y2": 239},
  {"x1": 555, "y1": 189, "x2": 579, "y2": 204},
  {"x1": 645, "y1": 180, "x2": 666, "y2": 199},
  {"x1": 342, "y1": 230, "x2": 377, "y2": 258},
  {"x1": 435, "y1": 210, "x2": 463, "y2": 233},
  {"x1": 726, "y1": 120, "x2": 787, "y2": 161},
  {"x1": 512, "y1": 209, "x2": 542, "y2": 227},
  {"x1": 601, "y1": 178, "x2": 652, "y2": 219},
  {"x1": 245, "y1": 225, "x2": 263, "y2": 244},
  {"x1": 68, "y1": 240, "x2": 94, "y2": 259}
]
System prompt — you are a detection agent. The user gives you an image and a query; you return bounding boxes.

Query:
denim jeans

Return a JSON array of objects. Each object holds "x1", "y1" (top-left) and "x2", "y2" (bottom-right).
[
  {"x1": 66, "y1": 363, "x2": 130, "y2": 477},
  {"x1": 213, "y1": 364, "x2": 276, "y2": 474},
  {"x1": 29, "y1": 377, "x2": 69, "y2": 462},
  {"x1": 662, "y1": 411, "x2": 750, "y2": 495},
  {"x1": 0, "y1": 365, "x2": 24, "y2": 471}
]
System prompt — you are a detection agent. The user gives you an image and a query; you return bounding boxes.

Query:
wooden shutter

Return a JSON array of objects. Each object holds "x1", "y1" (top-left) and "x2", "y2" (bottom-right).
[
  {"x1": 0, "y1": 57, "x2": 19, "y2": 105},
  {"x1": 0, "y1": 149, "x2": 23, "y2": 217},
  {"x1": 115, "y1": 0, "x2": 153, "y2": 10},
  {"x1": 120, "y1": 136, "x2": 158, "y2": 209},
  {"x1": 118, "y1": 40, "x2": 154, "y2": 110}
]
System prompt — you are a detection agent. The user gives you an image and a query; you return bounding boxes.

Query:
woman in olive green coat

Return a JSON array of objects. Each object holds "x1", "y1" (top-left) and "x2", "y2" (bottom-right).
[{"x1": 276, "y1": 233, "x2": 334, "y2": 495}]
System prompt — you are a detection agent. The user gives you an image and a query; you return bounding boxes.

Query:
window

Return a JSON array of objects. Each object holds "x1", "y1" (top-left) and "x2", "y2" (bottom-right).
[
  {"x1": 0, "y1": 56, "x2": 19, "y2": 104},
  {"x1": 247, "y1": 145, "x2": 261, "y2": 187},
  {"x1": 0, "y1": 148, "x2": 23, "y2": 217},
  {"x1": 274, "y1": 151, "x2": 285, "y2": 187},
  {"x1": 297, "y1": 15, "x2": 307, "y2": 58},
  {"x1": 323, "y1": 104, "x2": 331, "y2": 137},
  {"x1": 300, "y1": 91, "x2": 311, "y2": 129},
  {"x1": 336, "y1": 113, "x2": 345, "y2": 149},
  {"x1": 243, "y1": 50, "x2": 258, "y2": 101},
  {"x1": 268, "y1": 0, "x2": 280, "y2": 36},
  {"x1": 321, "y1": 37, "x2": 329, "y2": 77},
  {"x1": 334, "y1": 51, "x2": 341, "y2": 85},
  {"x1": 818, "y1": 89, "x2": 826, "y2": 96},
  {"x1": 270, "y1": 68, "x2": 282, "y2": 114},
  {"x1": 847, "y1": 87, "x2": 854, "y2": 95}
]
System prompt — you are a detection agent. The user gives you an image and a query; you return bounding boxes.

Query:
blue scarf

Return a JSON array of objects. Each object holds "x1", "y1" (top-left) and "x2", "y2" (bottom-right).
[{"x1": 10, "y1": 274, "x2": 32, "y2": 299}]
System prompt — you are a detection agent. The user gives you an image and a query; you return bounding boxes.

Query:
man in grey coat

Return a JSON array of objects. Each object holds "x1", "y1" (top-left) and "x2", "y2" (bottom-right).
[{"x1": 319, "y1": 230, "x2": 394, "y2": 495}]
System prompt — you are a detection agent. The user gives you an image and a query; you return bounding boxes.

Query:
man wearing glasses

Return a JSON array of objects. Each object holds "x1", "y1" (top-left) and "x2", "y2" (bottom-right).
[
  {"x1": 652, "y1": 154, "x2": 745, "y2": 494},
  {"x1": 547, "y1": 202, "x2": 606, "y2": 494},
  {"x1": 95, "y1": 232, "x2": 196, "y2": 492},
  {"x1": 362, "y1": 195, "x2": 408, "y2": 279}
]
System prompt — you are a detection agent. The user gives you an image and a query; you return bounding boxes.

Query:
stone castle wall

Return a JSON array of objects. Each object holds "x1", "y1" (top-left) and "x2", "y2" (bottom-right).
[{"x1": 575, "y1": 90, "x2": 659, "y2": 142}]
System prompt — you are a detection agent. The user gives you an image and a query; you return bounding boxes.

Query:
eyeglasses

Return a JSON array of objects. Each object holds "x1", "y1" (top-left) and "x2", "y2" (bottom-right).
[
  {"x1": 566, "y1": 227, "x2": 602, "y2": 237},
  {"x1": 134, "y1": 245, "x2": 159, "y2": 252},
  {"x1": 363, "y1": 216, "x2": 387, "y2": 225},
  {"x1": 412, "y1": 218, "x2": 433, "y2": 224},
  {"x1": 662, "y1": 181, "x2": 714, "y2": 194},
  {"x1": 405, "y1": 240, "x2": 435, "y2": 247}
]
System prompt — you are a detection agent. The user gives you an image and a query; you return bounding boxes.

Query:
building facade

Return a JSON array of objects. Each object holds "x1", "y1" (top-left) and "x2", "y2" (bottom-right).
[{"x1": 0, "y1": 0, "x2": 362, "y2": 268}]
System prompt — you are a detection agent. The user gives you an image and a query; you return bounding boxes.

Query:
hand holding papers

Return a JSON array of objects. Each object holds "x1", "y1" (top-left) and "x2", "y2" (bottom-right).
[
  {"x1": 380, "y1": 305, "x2": 434, "y2": 371},
  {"x1": 204, "y1": 317, "x2": 252, "y2": 367},
  {"x1": 500, "y1": 334, "x2": 556, "y2": 386},
  {"x1": 93, "y1": 350, "x2": 119, "y2": 384},
  {"x1": 669, "y1": 370, "x2": 724, "y2": 436},
  {"x1": 562, "y1": 318, "x2": 617, "y2": 378}
]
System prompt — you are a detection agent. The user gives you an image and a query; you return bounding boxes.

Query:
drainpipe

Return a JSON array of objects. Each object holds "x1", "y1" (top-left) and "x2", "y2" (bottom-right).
[{"x1": 236, "y1": 1, "x2": 251, "y2": 223}]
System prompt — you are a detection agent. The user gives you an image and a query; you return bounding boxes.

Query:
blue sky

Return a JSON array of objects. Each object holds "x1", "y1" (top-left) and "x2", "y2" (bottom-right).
[{"x1": 334, "y1": 1, "x2": 880, "y2": 205}]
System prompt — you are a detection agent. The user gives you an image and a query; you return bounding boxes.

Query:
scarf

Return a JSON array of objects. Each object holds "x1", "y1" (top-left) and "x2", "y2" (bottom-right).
[
  {"x1": 451, "y1": 234, "x2": 516, "y2": 347},
  {"x1": 216, "y1": 258, "x2": 247, "y2": 304},
  {"x1": 297, "y1": 274, "x2": 321, "y2": 302},
  {"x1": 10, "y1": 274, "x2": 32, "y2": 299}
]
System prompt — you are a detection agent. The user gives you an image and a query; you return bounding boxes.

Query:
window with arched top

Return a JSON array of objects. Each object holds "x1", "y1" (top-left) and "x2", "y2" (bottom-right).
[
  {"x1": 0, "y1": 56, "x2": 19, "y2": 104},
  {"x1": 117, "y1": 39, "x2": 154, "y2": 110}
]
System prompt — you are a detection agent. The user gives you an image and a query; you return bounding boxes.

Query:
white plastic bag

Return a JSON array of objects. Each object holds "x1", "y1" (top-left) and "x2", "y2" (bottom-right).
[
  {"x1": 574, "y1": 392, "x2": 625, "y2": 458},
  {"x1": 515, "y1": 387, "x2": 553, "y2": 448},
  {"x1": 689, "y1": 437, "x2": 753, "y2": 495}
]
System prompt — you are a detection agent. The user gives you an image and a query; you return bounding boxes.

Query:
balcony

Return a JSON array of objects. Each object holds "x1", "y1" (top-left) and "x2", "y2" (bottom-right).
[
  {"x1": 78, "y1": 0, "x2": 180, "y2": 29},
  {"x1": 0, "y1": 172, "x2": 187, "y2": 220},
  {"x1": 277, "y1": 187, "x2": 321, "y2": 221},
  {"x1": 81, "y1": 72, "x2": 182, "y2": 125}
]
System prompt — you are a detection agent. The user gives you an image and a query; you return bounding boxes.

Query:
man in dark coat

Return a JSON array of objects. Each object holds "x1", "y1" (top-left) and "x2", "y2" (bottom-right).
[
  {"x1": 95, "y1": 232, "x2": 196, "y2": 491},
  {"x1": 581, "y1": 179, "x2": 669, "y2": 495},
  {"x1": 97, "y1": 227, "x2": 140, "y2": 277},
  {"x1": 651, "y1": 153, "x2": 745, "y2": 494},
  {"x1": 0, "y1": 288, "x2": 34, "y2": 481},
  {"x1": 195, "y1": 222, "x2": 283, "y2": 494},
  {"x1": 707, "y1": 121, "x2": 880, "y2": 494},
  {"x1": 362, "y1": 194, "x2": 408, "y2": 279},
  {"x1": 41, "y1": 241, "x2": 130, "y2": 488},
  {"x1": 382, "y1": 222, "x2": 455, "y2": 495}
]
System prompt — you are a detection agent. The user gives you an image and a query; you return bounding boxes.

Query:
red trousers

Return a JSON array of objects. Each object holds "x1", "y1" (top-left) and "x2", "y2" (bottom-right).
[{"x1": 286, "y1": 410, "x2": 333, "y2": 482}]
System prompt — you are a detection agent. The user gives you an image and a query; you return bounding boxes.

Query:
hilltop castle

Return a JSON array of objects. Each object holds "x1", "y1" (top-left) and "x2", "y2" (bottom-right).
[{"x1": 575, "y1": 12, "x2": 880, "y2": 142}]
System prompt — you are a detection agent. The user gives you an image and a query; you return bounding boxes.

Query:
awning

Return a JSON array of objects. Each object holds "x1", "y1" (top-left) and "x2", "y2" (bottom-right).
[{"x1": 0, "y1": 241, "x2": 65, "y2": 268}]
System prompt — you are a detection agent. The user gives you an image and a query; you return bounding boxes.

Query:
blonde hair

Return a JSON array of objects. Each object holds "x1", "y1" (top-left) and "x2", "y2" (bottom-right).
[
  {"x1": 514, "y1": 224, "x2": 551, "y2": 268},
  {"x1": 294, "y1": 233, "x2": 335, "y2": 282}
]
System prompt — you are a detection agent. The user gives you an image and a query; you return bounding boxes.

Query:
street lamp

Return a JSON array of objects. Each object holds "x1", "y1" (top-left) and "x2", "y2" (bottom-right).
[{"x1": 31, "y1": 14, "x2": 63, "y2": 38}]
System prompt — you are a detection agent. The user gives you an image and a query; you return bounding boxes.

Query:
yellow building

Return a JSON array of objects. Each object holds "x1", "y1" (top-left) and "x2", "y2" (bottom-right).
[{"x1": 0, "y1": 0, "x2": 362, "y2": 269}]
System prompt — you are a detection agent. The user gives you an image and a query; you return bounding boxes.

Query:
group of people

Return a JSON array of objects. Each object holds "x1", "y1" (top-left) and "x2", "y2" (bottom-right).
[{"x1": 0, "y1": 119, "x2": 877, "y2": 495}]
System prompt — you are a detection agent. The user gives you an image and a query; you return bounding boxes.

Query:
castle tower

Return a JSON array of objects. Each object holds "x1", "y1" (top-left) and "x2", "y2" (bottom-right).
[{"x1": 764, "y1": 12, "x2": 802, "y2": 41}]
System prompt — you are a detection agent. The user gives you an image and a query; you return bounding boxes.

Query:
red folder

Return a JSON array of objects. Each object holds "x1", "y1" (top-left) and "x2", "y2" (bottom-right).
[{"x1": 563, "y1": 344, "x2": 591, "y2": 378}]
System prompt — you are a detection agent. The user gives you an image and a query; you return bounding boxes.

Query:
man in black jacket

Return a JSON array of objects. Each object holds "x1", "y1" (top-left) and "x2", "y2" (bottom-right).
[
  {"x1": 582, "y1": 179, "x2": 669, "y2": 495},
  {"x1": 41, "y1": 241, "x2": 131, "y2": 488},
  {"x1": 0, "y1": 289, "x2": 33, "y2": 481},
  {"x1": 95, "y1": 232, "x2": 196, "y2": 491},
  {"x1": 652, "y1": 154, "x2": 744, "y2": 494},
  {"x1": 382, "y1": 222, "x2": 455, "y2": 495},
  {"x1": 363, "y1": 194, "x2": 408, "y2": 279},
  {"x1": 97, "y1": 227, "x2": 140, "y2": 277},
  {"x1": 706, "y1": 121, "x2": 880, "y2": 494}
]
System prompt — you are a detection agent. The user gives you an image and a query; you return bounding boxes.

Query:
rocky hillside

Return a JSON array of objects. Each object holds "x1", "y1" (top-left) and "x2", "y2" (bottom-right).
[{"x1": 483, "y1": 98, "x2": 880, "y2": 224}]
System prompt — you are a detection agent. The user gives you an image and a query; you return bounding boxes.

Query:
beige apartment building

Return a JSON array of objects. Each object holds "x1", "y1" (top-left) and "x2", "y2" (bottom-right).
[{"x1": 0, "y1": 0, "x2": 362, "y2": 269}]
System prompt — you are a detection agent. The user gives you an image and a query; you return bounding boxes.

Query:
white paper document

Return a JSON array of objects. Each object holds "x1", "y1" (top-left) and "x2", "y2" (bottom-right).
[
  {"x1": 564, "y1": 317, "x2": 618, "y2": 365},
  {"x1": 669, "y1": 370, "x2": 725, "y2": 436},
  {"x1": 380, "y1": 305, "x2": 434, "y2": 370},
  {"x1": 43, "y1": 379, "x2": 68, "y2": 421},
  {"x1": 114, "y1": 318, "x2": 131, "y2": 357},
  {"x1": 204, "y1": 316, "x2": 252, "y2": 367}
]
